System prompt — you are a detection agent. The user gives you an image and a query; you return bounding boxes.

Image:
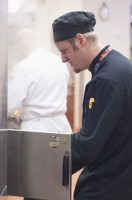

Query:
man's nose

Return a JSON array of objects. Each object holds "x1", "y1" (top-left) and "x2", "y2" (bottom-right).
[{"x1": 61, "y1": 54, "x2": 68, "y2": 63}]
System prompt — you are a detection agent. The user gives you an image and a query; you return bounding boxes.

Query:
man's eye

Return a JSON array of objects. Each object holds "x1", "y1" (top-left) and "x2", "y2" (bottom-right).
[{"x1": 62, "y1": 49, "x2": 67, "y2": 54}]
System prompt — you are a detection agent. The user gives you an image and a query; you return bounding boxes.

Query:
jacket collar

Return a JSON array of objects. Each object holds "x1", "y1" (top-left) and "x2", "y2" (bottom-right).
[{"x1": 89, "y1": 45, "x2": 110, "y2": 76}]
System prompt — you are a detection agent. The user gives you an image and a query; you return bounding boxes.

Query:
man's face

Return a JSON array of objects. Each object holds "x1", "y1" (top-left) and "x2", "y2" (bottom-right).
[{"x1": 55, "y1": 38, "x2": 88, "y2": 73}]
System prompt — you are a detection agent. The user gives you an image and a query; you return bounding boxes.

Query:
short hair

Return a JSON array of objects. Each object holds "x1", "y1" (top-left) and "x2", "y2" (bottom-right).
[
  {"x1": 83, "y1": 32, "x2": 99, "y2": 43},
  {"x1": 67, "y1": 32, "x2": 98, "y2": 50}
]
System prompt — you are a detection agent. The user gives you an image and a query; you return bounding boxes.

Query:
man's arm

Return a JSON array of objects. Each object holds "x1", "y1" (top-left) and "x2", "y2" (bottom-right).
[{"x1": 72, "y1": 78, "x2": 127, "y2": 173}]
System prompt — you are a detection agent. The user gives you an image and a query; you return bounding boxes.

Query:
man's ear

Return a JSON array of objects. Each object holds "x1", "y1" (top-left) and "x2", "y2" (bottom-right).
[{"x1": 75, "y1": 33, "x2": 86, "y2": 47}]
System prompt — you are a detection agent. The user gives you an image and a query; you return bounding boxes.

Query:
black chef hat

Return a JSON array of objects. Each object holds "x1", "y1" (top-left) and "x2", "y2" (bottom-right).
[{"x1": 52, "y1": 11, "x2": 96, "y2": 42}]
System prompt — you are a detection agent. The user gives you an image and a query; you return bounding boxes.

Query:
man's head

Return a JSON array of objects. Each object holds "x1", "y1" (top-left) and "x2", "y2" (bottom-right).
[
  {"x1": 15, "y1": 29, "x2": 39, "y2": 59},
  {"x1": 52, "y1": 11, "x2": 97, "y2": 73}
]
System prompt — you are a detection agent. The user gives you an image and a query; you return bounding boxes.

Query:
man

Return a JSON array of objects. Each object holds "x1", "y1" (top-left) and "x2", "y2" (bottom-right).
[
  {"x1": 8, "y1": 29, "x2": 72, "y2": 200},
  {"x1": 8, "y1": 29, "x2": 72, "y2": 134},
  {"x1": 52, "y1": 11, "x2": 132, "y2": 200}
]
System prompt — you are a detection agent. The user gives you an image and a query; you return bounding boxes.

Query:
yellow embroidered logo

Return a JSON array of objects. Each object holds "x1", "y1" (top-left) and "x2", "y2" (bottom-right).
[{"x1": 89, "y1": 98, "x2": 95, "y2": 109}]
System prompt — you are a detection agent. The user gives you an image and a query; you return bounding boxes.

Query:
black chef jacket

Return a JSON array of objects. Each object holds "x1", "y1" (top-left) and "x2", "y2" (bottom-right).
[{"x1": 72, "y1": 46, "x2": 132, "y2": 200}]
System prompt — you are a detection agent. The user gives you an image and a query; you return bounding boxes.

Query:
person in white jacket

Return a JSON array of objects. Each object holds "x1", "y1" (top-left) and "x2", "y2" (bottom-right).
[{"x1": 8, "y1": 29, "x2": 72, "y2": 134}]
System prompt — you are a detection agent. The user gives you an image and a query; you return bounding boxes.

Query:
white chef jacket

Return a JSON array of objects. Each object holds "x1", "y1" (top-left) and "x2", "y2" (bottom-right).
[{"x1": 8, "y1": 48, "x2": 72, "y2": 133}]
